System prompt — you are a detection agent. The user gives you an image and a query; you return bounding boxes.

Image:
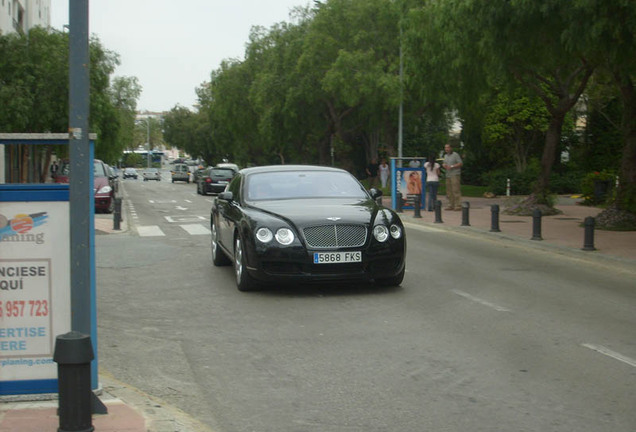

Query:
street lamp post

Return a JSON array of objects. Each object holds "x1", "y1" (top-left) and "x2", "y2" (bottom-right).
[{"x1": 145, "y1": 118, "x2": 151, "y2": 168}]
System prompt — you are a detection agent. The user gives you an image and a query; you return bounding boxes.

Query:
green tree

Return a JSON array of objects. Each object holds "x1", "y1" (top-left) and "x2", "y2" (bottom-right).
[
  {"x1": 110, "y1": 76, "x2": 142, "y2": 156},
  {"x1": 482, "y1": 90, "x2": 550, "y2": 173},
  {"x1": 571, "y1": 0, "x2": 636, "y2": 225}
]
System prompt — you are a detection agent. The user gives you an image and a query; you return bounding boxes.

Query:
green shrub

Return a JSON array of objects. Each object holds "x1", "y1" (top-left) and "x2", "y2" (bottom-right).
[
  {"x1": 580, "y1": 170, "x2": 616, "y2": 205},
  {"x1": 482, "y1": 167, "x2": 539, "y2": 196},
  {"x1": 550, "y1": 171, "x2": 583, "y2": 194}
]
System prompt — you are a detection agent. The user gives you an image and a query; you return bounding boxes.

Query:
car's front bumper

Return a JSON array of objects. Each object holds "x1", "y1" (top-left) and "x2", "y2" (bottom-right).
[{"x1": 245, "y1": 239, "x2": 406, "y2": 284}]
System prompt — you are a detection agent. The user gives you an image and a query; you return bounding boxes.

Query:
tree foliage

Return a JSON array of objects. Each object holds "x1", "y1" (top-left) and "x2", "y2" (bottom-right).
[{"x1": 0, "y1": 27, "x2": 140, "y2": 165}]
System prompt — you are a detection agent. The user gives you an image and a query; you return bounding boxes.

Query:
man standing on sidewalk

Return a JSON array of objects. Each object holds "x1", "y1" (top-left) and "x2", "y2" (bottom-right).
[{"x1": 442, "y1": 143, "x2": 463, "y2": 210}]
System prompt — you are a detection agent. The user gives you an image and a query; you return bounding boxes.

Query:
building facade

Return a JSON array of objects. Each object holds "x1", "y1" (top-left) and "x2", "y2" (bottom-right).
[{"x1": 0, "y1": 0, "x2": 50, "y2": 36}]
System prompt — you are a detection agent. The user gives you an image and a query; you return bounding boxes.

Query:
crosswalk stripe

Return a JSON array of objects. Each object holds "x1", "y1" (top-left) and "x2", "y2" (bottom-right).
[
  {"x1": 137, "y1": 225, "x2": 165, "y2": 237},
  {"x1": 180, "y1": 224, "x2": 211, "y2": 235}
]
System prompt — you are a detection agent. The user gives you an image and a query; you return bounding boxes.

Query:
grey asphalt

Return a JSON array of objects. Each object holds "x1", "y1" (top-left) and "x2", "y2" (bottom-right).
[{"x1": 1, "y1": 194, "x2": 633, "y2": 432}]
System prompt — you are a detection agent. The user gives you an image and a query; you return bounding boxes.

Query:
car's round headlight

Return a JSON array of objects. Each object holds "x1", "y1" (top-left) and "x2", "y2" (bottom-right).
[
  {"x1": 256, "y1": 227, "x2": 273, "y2": 243},
  {"x1": 373, "y1": 225, "x2": 389, "y2": 242},
  {"x1": 275, "y1": 228, "x2": 295, "y2": 245},
  {"x1": 390, "y1": 224, "x2": 402, "y2": 239}
]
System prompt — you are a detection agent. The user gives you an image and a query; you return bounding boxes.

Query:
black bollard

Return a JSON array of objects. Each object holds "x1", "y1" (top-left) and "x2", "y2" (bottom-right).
[
  {"x1": 461, "y1": 201, "x2": 470, "y2": 226},
  {"x1": 531, "y1": 208, "x2": 543, "y2": 240},
  {"x1": 396, "y1": 191, "x2": 403, "y2": 213},
  {"x1": 113, "y1": 197, "x2": 122, "y2": 230},
  {"x1": 413, "y1": 195, "x2": 422, "y2": 218},
  {"x1": 490, "y1": 204, "x2": 501, "y2": 232},
  {"x1": 434, "y1": 200, "x2": 443, "y2": 223},
  {"x1": 54, "y1": 331, "x2": 95, "y2": 432},
  {"x1": 582, "y1": 216, "x2": 596, "y2": 251}
]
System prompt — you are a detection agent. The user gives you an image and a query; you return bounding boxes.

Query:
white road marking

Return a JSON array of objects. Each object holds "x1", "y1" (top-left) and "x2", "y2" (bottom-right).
[
  {"x1": 137, "y1": 225, "x2": 165, "y2": 237},
  {"x1": 175, "y1": 206, "x2": 188, "y2": 211},
  {"x1": 452, "y1": 289, "x2": 511, "y2": 312},
  {"x1": 180, "y1": 224, "x2": 211, "y2": 235},
  {"x1": 582, "y1": 344, "x2": 636, "y2": 368},
  {"x1": 165, "y1": 215, "x2": 207, "y2": 223}
]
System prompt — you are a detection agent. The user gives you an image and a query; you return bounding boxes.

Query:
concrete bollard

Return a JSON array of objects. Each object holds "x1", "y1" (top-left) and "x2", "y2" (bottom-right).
[
  {"x1": 461, "y1": 201, "x2": 470, "y2": 226},
  {"x1": 113, "y1": 197, "x2": 123, "y2": 230},
  {"x1": 413, "y1": 195, "x2": 422, "y2": 218},
  {"x1": 54, "y1": 331, "x2": 95, "y2": 432},
  {"x1": 531, "y1": 208, "x2": 543, "y2": 240},
  {"x1": 434, "y1": 200, "x2": 443, "y2": 224},
  {"x1": 582, "y1": 216, "x2": 597, "y2": 251},
  {"x1": 490, "y1": 204, "x2": 501, "y2": 232}
]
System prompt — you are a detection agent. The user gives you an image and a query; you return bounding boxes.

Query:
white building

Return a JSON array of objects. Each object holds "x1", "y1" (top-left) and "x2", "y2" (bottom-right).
[{"x1": 0, "y1": 0, "x2": 50, "y2": 36}]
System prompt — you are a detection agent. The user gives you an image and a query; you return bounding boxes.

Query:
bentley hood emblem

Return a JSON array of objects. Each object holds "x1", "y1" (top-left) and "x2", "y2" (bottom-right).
[{"x1": 326, "y1": 217, "x2": 341, "y2": 221}]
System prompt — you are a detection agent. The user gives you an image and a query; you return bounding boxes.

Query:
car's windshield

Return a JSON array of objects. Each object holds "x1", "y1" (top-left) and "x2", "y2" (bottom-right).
[
  {"x1": 210, "y1": 168, "x2": 235, "y2": 177},
  {"x1": 94, "y1": 161, "x2": 107, "y2": 177},
  {"x1": 246, "y1": 171, "x2": 367, "y2": 201}
]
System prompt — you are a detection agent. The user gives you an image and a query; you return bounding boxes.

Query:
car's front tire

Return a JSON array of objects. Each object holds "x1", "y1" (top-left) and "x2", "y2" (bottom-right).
[{"x1": 234, "y1": 235, "x2": 258, "y2": 292}]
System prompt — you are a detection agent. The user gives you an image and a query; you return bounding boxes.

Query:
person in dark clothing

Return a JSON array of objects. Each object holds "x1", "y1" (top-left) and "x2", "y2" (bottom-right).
[{"x1": 366, "y1": 158, "x2": 379, "y2": 188}]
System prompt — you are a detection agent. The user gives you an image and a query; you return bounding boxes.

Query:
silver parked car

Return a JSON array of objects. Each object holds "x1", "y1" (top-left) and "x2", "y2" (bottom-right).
[{"x1": 142, "y1": 168, "x2": 161, "y2": 181}]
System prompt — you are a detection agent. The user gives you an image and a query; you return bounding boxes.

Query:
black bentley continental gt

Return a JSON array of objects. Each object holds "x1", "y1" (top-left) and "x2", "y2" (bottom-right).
[{"x1": 210, "y1": 165, "x2": 406, "y2": 291}]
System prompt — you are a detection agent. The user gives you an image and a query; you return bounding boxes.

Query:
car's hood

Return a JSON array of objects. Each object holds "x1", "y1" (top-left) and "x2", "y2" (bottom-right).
[
  {"x1": 250, "y1": 198, "x2": 377, "y2": 226},
  {"x1": 94, "y1": 176, "x2": 109, "y2": 192}
]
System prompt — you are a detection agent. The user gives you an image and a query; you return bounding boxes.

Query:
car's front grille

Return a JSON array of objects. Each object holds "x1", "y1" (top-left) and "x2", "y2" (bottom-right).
[{"x1": 302, "y1": 224, "x2": 367, "y2": 248}]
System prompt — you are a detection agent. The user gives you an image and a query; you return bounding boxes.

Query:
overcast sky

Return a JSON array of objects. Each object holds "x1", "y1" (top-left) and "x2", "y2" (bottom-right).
[{"x1": 50, "y1": 0, "x2": 307, "y2": 113}]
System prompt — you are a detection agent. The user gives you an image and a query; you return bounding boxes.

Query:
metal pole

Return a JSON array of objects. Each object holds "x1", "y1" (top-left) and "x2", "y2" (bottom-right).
[
  {"x1": 54, "y1": 332, "x2": 95, "y2": 432},
  {"x1": 413, "y1": 195, "x2": 422, "y2": 218},
  {"x1": 69, "y1": 0, "x2": 91, "y2": 336},
  {"x1": 146, "y1": 118, "x2": 151, "y2": 168},
  {"x1": 434, "y1": 200, "x2": 443, "y2": 223},
  {"x1": 490, "y1": 204, "x2": 501, "y2": 232},
  {"x1": 582, "y1": 216, "x2": 596, "y2": 251},
  {"x1": 461, "y1": 201, "x2": 470, "y2": 226},
  {"x1": 397, "y1": 24, "x2": 403, "y2": 167},
  {"x1": 531, "y1": 209, "x2": 543, "y2": 240},
  {"x1": 113, "y1": 197, "x2": 122, "y2": 230}
]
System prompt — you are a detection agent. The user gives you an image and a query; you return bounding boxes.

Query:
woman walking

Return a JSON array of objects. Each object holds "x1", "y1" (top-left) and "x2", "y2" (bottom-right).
[{"x1": 423, "y1": 154, "x2": 441, "y2": 211}]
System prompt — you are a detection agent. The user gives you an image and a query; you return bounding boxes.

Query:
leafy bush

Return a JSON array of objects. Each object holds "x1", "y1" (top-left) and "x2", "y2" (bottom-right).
[
  {"x1": 482, "y1": 166, "x2": 539, "y2": 196},
  {"x1": 580, "y1": 170, "x2": 617, "y2": 205},
  {"x1": 550, "y1": 171, "x2": 583, "y2": 194}
]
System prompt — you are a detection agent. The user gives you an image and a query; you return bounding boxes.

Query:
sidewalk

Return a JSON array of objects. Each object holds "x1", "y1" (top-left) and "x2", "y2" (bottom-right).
[
  {"x1": 0, "y1": 373, "x2": 212, "y2": 432},
  {"x1": 394, "y1": 195, "x2": 636, "y2": 266}
]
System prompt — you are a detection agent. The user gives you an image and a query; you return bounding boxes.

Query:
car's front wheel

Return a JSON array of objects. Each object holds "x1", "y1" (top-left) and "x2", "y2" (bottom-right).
[
  {"x1": 211, "y1": 220, "x2": 231, "y2": 266},
  {"x1": 234, "y1": 235, "x2": 258, "y2": 292}
]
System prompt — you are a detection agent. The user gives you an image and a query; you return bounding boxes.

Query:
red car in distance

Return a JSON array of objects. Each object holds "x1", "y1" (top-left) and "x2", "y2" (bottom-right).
[{"x1": 53, "y1": 159, "x2": 117, "y2": 213}]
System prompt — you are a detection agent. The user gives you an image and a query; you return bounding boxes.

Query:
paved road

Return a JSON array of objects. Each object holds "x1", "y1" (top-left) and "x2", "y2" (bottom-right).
[{"x1": 94, "y1": 175, "x2": 636, "y2": 432}]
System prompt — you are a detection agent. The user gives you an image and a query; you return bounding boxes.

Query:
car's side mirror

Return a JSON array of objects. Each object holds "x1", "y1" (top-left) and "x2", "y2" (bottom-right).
[
  {"x1": 218, "y1": 191, "x2": 234, "y2": 202},
  {"x1": 368, "y1": 188, "x2": 383, "y2": 199}
]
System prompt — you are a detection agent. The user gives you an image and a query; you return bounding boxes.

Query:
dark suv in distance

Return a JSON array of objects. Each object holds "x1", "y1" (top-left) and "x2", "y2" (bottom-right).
[{"x1": 196, "y1": 167, "x2": 237, "y2": 195}]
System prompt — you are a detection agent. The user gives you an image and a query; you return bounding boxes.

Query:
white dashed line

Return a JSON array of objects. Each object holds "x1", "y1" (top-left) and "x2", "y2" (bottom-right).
[
  {"x1": 452, "y1": 289, "x2": 511, "y2": 312},
  {"x1": 582, "y1": 344, "x2": 636, "y2": 368}
]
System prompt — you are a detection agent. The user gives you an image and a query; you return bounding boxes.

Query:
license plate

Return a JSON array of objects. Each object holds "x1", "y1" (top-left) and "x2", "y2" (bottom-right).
[{"x1": 313, "y1": 251, "x2": 362, "y2": 264}]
